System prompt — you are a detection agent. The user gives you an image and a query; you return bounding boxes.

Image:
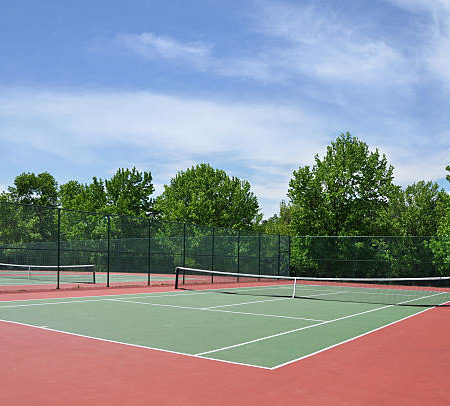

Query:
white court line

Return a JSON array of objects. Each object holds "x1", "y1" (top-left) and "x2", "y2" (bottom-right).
[
  {"x1": 0, "y1": 289, "x2": 446, "y2": 370},
  {"x1": 0, "y1": 318, "x2": 270, "y2": 370},
  {"x1": 0, "y1": 291, "x2": 221, "y2": 310},
  {"x1": 195, "y1": 291, "x2": 447, "y2": 356},
  {"x1": 0, "y1": 298, "x2": 110, "y2": 309},
  {"x1": 107, "y1": 298, "x2": 325, "y2": 322},
  {"x1": 206, "y1": 297, "x2": 289, "y2": 309},
  {"x1": 0, "y1": 290, "x2": 214, "y2": 306},
  {"x1": 204, "y1": 291, "x2": 353, "y2": 309},
  {"x1": 270, "y1": 305, "x2": 436, "y2": 370}
]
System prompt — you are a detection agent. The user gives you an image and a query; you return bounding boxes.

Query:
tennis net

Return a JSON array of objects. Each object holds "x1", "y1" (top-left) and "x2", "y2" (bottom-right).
[
  {"x1": 175, "y1": 267, "x2": 450, "y2": 307},
  {"x1": 0, "y1": 263, "x2": 96, "y2": 284}
]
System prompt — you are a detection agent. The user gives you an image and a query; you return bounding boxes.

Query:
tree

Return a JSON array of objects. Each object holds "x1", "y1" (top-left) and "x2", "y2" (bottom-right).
[
  {"x1": 387, "y1": 181, "x2": 447, "y2": 236},
  {"x1": 1, "y1": 172, "x2": 59, "y2": 244},
  {"x1": 258, "y1": 201, "x2": 294, "y2": 235},
  {"x1": 428, "y1": 165, "x2": 450, "y2": 274},
  {"x1": 155, "y1": 163, "x2": 260, "y2": 229},
  {"x1": 105, "y1": 167, "x2": 154, "y2": 216},
  {"x1": 7, "y1": 172, "x2": 58, "y2": 207},
  {"x1": 59, "y1": 178, "x2": 107, "y2": 212},
  {"x1": 288, "y1": 132, "x2": 396, "y2": 236},
  {"x1": 59, "y1": 168, "x2": 154, "y2": 216}
]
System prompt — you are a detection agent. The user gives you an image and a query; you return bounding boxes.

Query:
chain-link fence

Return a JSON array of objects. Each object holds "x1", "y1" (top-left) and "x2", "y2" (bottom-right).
[
  {"x1": 1, "y1": 201, "x2": 447, "y2": 292},
  {"x1": 291, "y1": 235, "x2": 449, "y2": 278},
  {"x1": 0, "y1": 201, "x2": 291, "y2": 291}
]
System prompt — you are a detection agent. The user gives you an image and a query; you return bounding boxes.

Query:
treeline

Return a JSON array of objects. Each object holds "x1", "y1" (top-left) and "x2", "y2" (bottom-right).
[
  {"x1": 0, "y1": 165, "x2": 259, "y2": 230},
  {"x1": 0, "y1": 132, "x2": 448, "y2": 277},
  {"x1": 259, "y1": 133, "x2": 449, "y2": 276},
  {"x1": 1, "y1": 132, "x2": 449, "y2": 237}
]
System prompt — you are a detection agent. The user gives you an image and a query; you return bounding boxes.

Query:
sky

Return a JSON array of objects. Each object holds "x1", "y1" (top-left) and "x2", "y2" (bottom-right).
[{"x1": 0, "y1": 0, "x2": 449, "y2": 217}]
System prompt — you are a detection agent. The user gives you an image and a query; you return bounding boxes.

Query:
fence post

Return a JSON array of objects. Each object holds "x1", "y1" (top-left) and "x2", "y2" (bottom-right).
[
  {"x1": 288, "y1": 235, "x2": 291, "y2": 276},
  {"x1": 57, "y1": 208, "x2": 61, "y2": 289},
  {"x1": 183, "y1": 223, "x2": 186, "y2": 268},
  {"x1": 211, "y1": 227, "x2": 215, "y2": 271},
  {"x1": 258, "y1": 232, "x2": 261, "y2": 279},
  {"x1": 148, "y1": 219, "x2": 151, "y2": 286},
  {"x1": 107, "y1": 214, "x2": 110, "y2": 287},
  {"x1": 238, "y1": 230, "x2": 241, "y2": 282},
  {"x1": 278, "y1": 234, "x2": 281, "y2": 276}
]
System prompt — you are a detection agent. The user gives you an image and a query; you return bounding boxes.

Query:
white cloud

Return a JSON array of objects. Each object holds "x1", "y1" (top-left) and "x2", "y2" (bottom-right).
[
  {"x1": 117, "y1": 32, "x2": 279, "y2": 82},
  {"x1": 115, "y1": 2, "x2": 450, "y2": 90},
  {"x1": 103, "y1": 0, "x2": 450, "y2": 94},
  {"x1": 0, "y1": 88, "x2": 330, "y2": 215},
  {"x1": 118, "y1": 33, "x2": 212, "y2": 69},
  {"x1": 0, "y1": 88, "x2": 448, "y2": 217},
  {"x1": 386, "y1": 0, "x2": 450, "y2": 89},
  {"x1": 386, "y1": 0, "x2": 450, "y2": 14},
  {"x1": 253, "y1": 1, "x2": 417, "y2": 87}
]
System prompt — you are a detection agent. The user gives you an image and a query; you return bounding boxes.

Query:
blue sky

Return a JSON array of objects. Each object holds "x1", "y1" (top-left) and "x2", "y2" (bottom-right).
[{"x1": 0, "y1": 0, "x2": 449, "y2": 217}]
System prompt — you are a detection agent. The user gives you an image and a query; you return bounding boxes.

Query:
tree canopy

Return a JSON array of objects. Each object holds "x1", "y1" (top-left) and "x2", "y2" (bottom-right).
[
  {"x1": 288, "y1": 132, "x2": 397, "y2": 236},
  {"x1": 257, "y1": 201, "x2": 294, "y2": 235},
  {"x1": 380, "y1": 181, "x2": 448, "y2": 236},
  {"x1": 59, "y1": 167, "x2": 154, "y2": 216},
  {"x1": 59, "y1": 178, "x2": 107, "y2": 212},
  {"x1": 155, "y1": 163, "x2": 260, "y2": 229},
  {"x1": 6, "y1": 172, "x2": 58, "y2": 207},
  {"x1": 104, "y1": 168, "x2": 154, "y2": 216}
]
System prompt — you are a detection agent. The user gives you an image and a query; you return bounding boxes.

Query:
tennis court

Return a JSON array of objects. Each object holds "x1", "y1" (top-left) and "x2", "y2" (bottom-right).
[
  {"x1": 1, "y1": 272, "x2": 448, "y2": 369},
  {"x1": 0, "y1": 262, "x2": 179, "y2": 292}
]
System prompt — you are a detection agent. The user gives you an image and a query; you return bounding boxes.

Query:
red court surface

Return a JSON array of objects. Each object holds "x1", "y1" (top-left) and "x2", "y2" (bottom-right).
[{"x1": 1, "y1": 287, "x2": 449, "y2": 406}]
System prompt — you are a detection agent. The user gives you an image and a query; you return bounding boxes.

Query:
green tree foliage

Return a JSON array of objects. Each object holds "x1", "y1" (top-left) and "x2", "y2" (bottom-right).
[
  {"x1": 59, "y1": 168, "x2": 154, "y2": 216},
  {"x1": 432, "y1": 193, "x2": 450, "y2": 270},
  {"x1": 7, "y1": 172, "x2": 58, "y2": 207},
  {"x1": 381, "y1": 181, "x2": 448, "y2": 236},
  {"x1": 258, "y1": 201, "x2": 294, "y2": 235},
  {"x1": 288, "y1": 132, "x2": 396, "y2": 236},
  {"x1": 155, "y1": 163, "x2": 260, "y2": 229},
  {"x1": 1, "y1": 173, "x2": 59, "y2": 245},
  {"x1": 105, "y1": 167, "x2": 154, "y2": 216},
  {"x1": 429, "y1": 164, "x2": 450, "y2": 272},
  {"x1": 59, "y1": 178, "x2": 107, "y2": 212},
  {"x1": 441, "y1": 162, "x2": 450, "y2": 236}
]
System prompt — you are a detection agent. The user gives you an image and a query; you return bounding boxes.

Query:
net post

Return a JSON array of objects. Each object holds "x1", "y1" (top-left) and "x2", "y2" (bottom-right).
[
  {"x1": 92, "y1": 266, "x2": 96, "y2": 284},
  {"x1": 147, "y1": 218, "x2": 151, "y2": 286},
  {"x1": 107, "y1": 214, "x2": 110, "y2": 288},
  {"x1": 292, "y1": 277, "x2": 297, "y2": 298},
  {"x1": 57, "y1": 208, "x2": 61, "y2": 289},
  {"x1": 175, "y1": 267, "x2": 180, "y2": 289}
]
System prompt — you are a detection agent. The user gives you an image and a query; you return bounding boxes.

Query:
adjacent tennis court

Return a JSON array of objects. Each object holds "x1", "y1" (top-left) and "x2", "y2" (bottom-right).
[
  {"x1": 1, "y1": 275, "x2": 448, "y2": 369},
  {"x1": 0, "y1": 262, "x2": 178, "y2": 292}
]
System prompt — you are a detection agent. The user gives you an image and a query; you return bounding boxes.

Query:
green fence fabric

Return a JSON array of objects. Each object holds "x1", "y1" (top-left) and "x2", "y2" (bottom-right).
[
  {"x1": 291, "y1": 235, "x2": 449, "y2": 278},
  {"x1": 0, "y1": 202, "x2": 290, "y2": 288},
  {"x1": 1, "y1": 201, "x2": 447, "y2": 289}
]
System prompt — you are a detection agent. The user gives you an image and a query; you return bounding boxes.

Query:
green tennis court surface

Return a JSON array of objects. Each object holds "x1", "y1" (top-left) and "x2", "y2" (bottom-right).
[
  {"x1": 0, "y1": 273, "x2": 175, "y2": 286},
  {"x1": 0, "y1": 285, "x2": 441, "y2": 369}
]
